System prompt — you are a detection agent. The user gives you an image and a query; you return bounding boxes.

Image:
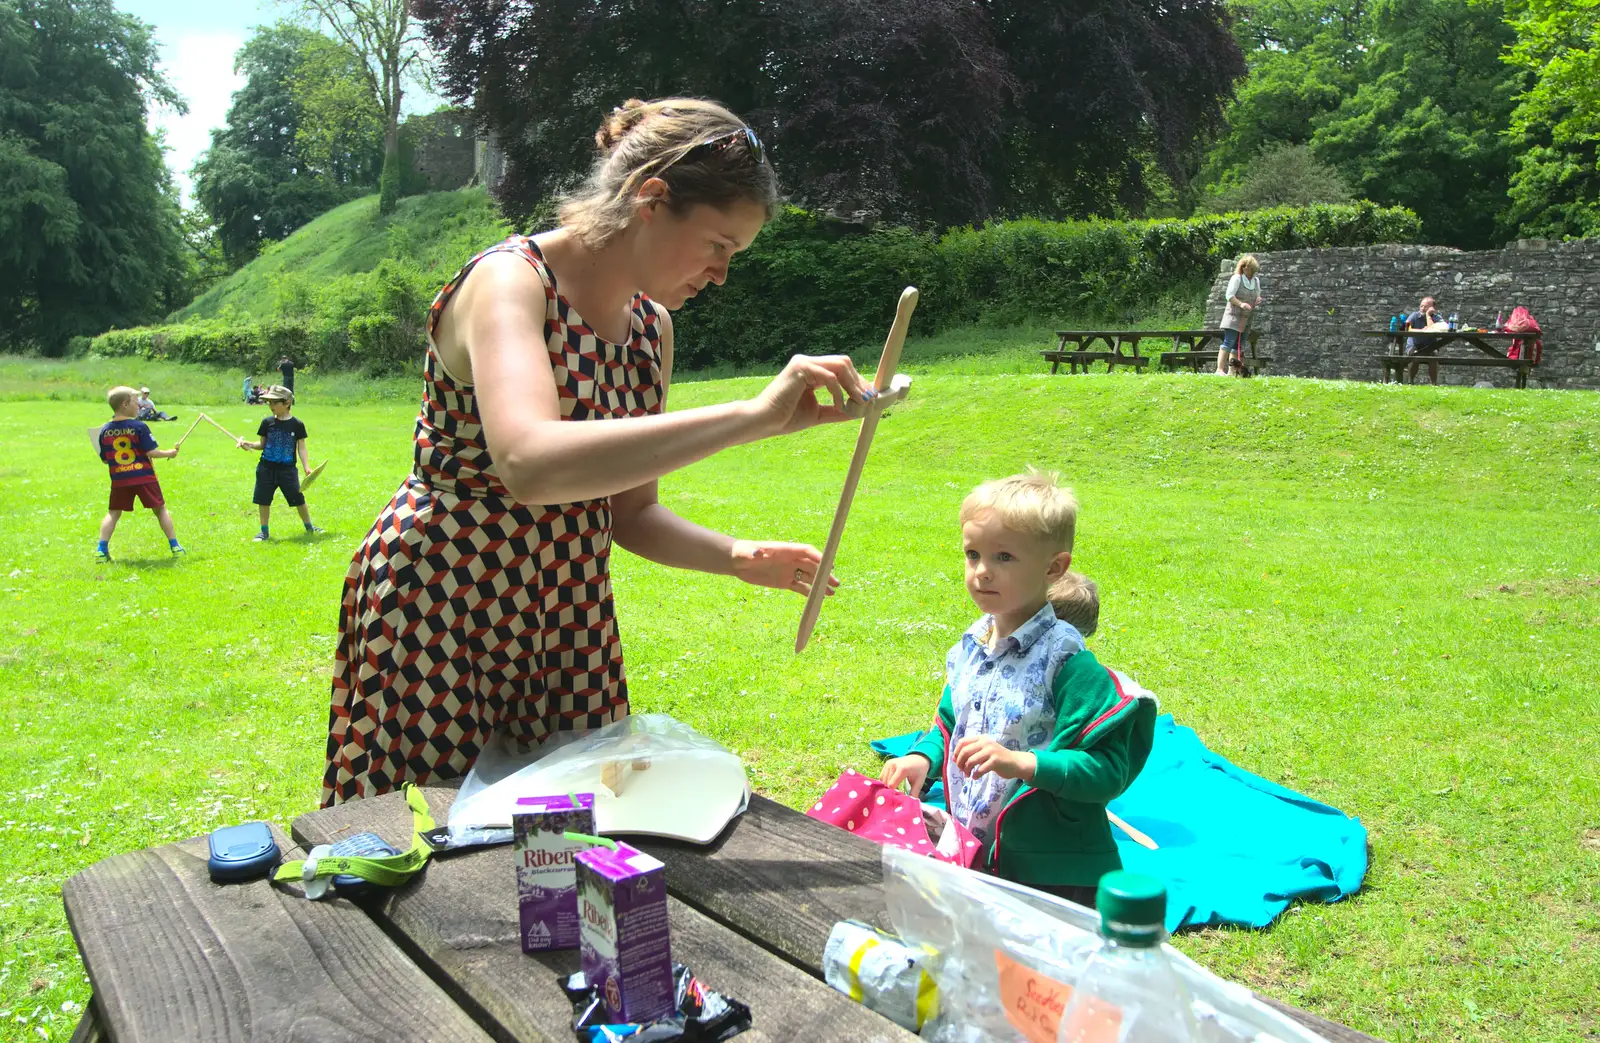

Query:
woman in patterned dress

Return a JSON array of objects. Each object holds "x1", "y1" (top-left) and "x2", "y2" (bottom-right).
[{"x1": 322, "y1": 98, "x2": 875, "y2": 805}]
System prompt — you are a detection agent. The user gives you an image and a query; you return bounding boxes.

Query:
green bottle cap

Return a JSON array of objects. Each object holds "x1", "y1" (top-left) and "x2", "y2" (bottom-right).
[{"x1": 1095, "y1": 871, "x2": 1167, "y2": 946}]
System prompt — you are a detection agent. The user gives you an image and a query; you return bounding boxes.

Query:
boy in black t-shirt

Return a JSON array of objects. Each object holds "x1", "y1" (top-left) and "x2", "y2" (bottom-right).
[{"x1": 236, "y1": 385, "x2": 321, "y2": 540}]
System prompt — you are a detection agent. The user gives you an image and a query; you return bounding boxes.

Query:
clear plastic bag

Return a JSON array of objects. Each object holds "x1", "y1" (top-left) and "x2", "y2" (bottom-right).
[
  {"x1": 449, "y1": 714, "x2": 751, "y2": 845},
  {"x1": 882, "y1": 847, "x2": 1328, "y2": 1043}
]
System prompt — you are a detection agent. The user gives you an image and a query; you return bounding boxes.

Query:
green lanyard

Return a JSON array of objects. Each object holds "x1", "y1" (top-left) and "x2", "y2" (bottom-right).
[{"x1": 274, "y1": 783, "x2": 436, "y2": 889}]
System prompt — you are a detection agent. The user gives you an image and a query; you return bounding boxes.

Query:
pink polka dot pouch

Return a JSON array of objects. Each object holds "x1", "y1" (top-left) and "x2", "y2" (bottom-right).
[{"x1": 806, "y1": 769, "x2": 981, "y2": 868}]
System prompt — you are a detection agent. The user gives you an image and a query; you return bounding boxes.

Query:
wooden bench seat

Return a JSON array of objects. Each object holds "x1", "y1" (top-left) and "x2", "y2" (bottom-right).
[
  {"x1": 1372, "y1": 354, "x2": 1535, "y2": 388},
  {"x1": 1039, "y1": 350, "x2": 1149, "y2": 374}
]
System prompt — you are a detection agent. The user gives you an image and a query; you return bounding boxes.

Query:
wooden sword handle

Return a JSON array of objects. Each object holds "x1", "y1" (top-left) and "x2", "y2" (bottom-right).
[{"x1": 795, "y1": 286, "x2": 919, "y2": 653}]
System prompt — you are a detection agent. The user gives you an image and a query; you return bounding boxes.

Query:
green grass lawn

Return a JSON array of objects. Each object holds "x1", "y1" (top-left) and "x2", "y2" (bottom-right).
[{"x1": 1, "y1": 360, "x2": 1597, "y2": 1042}]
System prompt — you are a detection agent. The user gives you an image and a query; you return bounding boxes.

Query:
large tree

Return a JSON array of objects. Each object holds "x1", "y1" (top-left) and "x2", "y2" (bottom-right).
[
  {"x1": 191, "y1": 23, "x2": 382, "y2": 266},
  {"x1": 283, "y1": 0, "x2": 429, "y2": 215},
  {"x1": 0, "y1": 0, "x2": 189, "y2": 350},
  {"x1": 1201, "y1": 0, "x2": 1521, "y2": 247},
  {"x1": 1501, "y1": 0, "x2": 1600, "y2": 238},
  {"x1": 414, "y1": 0, "x2": 1243, "y2": 227},
  {"x1": 1310, "y1": 0, "x2": 1519, "y2": 249}
]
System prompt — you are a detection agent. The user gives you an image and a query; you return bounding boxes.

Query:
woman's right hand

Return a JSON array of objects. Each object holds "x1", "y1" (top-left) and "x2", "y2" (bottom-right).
[{"x1": 752, "y1": 354, "x2": 875, "y2": 436}]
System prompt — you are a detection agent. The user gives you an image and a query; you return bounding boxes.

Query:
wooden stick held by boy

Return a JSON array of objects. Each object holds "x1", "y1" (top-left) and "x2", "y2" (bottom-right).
[
  {"x1": 199, "y1": 412, "x2": 242, "y2": 442},
  {"x1": 173, "y1": 414, "x2": 204, "y2": 449}
]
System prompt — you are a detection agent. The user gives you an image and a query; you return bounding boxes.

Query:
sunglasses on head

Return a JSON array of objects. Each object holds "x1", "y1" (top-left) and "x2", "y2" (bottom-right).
[{"x1": 674, "y1": 126, "x2": 766, "y2": 169}]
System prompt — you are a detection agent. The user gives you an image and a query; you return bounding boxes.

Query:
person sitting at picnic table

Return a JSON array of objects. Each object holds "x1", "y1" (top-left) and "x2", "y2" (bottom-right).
[
  {"x1": 1405, "y1": 296, "x2": 1446, "y2": 385},
  {"x1": 1216, "y1": 254, "x2": 1262, "y2": 376}
]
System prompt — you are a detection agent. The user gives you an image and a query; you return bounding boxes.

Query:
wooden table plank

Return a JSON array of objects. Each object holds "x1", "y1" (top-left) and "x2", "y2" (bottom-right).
[
  {"x1": 62, "y1": 826, "x2": 492, "y2": 1043},
  {"x1": 304, "y1": 785, "x2": 1386, "y2": 1043},
  {"x1": 636, "y1": 796, "x2": 1390, "y2": 1043},
  {"x1": 634, "y1": 794, "x2": 890, "y2": 975},
  {"x1": 294, "y1": 791, "x2": 916, "y2": 1043}
]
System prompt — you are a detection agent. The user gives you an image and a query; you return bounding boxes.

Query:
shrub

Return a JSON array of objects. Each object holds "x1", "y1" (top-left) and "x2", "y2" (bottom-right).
[
  {"x1": 95, "y1": 201, "x2": 1419, "y2": 372},
  {"x1": 672, "y1": 202, "x2": 1420, "y2": 366}
]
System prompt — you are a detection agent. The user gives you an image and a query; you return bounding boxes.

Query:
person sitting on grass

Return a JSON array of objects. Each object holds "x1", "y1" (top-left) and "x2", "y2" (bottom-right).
[
  {"x1": 95, "y1": 385, "x2": 185, "y2": 561},
  {"x1": 235, "y1": 385, "x2": 321, "y2": 541},
  {"x1": 135, "y1": 386, "x2": 176, "y2": 422},
  {"x1": 879, "y1": 471, "x2": 1155, "y2": 907}
]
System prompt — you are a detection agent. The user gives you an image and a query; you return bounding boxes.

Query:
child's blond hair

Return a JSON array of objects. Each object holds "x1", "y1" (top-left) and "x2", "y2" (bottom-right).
[
  {"x1": 959, "y1": 469, "x2": 1077, "y2": 553},
  {"x1": 107, "y1": 386, "x2": 138, "y2": 413},
  {"x1": 1049, "y1": 571, "x2": 1099, "y2": 636}
]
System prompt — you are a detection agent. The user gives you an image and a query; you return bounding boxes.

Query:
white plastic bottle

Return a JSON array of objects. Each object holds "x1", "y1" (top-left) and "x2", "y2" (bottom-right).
[{"x1": 1057, "y1": 872, "x2": 1200, "y2": 1043}]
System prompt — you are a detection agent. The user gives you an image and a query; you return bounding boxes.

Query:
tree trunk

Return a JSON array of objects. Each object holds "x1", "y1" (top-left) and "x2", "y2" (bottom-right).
[{"x1": 378, "y1": 121, "x2": 400, "y2": 215}]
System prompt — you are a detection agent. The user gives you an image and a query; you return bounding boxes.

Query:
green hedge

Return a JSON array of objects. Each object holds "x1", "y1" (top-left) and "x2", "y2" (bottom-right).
[
  {"x1": 94, "y1": 202, "x2": 1419, "y2": 373},
  {"x1": 669, "y1": 202, "x2": 1419, "y2": 368},
  {"x1": 91, "y1": 258, "x2": 435, "y2": 375}
]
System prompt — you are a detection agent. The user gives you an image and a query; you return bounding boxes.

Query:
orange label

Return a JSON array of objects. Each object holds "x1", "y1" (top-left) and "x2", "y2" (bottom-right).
[{"x1": 994, "y1": 949, "x2": 1074, "y2": 1043}]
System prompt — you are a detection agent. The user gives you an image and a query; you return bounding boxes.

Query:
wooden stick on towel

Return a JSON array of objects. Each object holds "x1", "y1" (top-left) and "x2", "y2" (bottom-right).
[{"x1": 1108, "y1": 809, "x2": 1159, "y2": 850}]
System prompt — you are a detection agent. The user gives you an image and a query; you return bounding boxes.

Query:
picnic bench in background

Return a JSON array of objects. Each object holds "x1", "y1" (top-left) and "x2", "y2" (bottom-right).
[
  {"x1": 63, "y1": 784, "x2": 1386, "y2": 1043},
  {"x1": 1360, "y1": 329, "x2": 1538, "y2": 388},
  {"x1": 1042, "y1": 330, "x2": 1270, "y2": 375},
  {"x1": 1156, "y1": 329, "x2": 1270, "y2": 376}
]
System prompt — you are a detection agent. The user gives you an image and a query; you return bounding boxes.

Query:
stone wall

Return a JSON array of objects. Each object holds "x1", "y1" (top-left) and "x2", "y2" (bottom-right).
[
  {"x1": 404, "y1": 110, "x2": 477, "y2": 192},
  {"x1": 1204, "y1": 240, "x2": 1600, "y2": 389}
]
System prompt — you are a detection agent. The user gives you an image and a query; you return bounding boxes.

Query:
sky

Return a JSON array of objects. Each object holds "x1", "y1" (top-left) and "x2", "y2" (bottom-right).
[{"x1": 121, "y1": 0, "x2": 443, "y2": 206}]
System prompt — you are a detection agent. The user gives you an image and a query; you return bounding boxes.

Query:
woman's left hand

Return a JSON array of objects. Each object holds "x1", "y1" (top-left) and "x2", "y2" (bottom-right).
[{"x1": 731, "y1": 540, "x2": 841, "y2": 597}]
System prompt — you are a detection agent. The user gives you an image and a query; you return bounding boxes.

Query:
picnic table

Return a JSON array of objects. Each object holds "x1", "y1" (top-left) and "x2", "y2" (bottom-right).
[
  {"x1": 1360, "y1": 329, "x2": 1537, "y2": 388},
  {"x1": 62, "y1": 784, "x2": 1385, "y2": 1043},
  {"x1": 1042, "y1": 330, "x2": 1269, "y2": 375}
]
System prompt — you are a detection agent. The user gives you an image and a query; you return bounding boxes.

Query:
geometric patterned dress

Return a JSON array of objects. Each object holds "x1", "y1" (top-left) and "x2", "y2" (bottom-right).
[{"x1": 321, "y1": 236, "x2": 664, "y2": 806}]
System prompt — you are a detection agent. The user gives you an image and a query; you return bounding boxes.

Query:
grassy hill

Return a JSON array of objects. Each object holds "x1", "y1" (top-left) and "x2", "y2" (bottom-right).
[{"x1": 174, "y1": 188, "x2": 514, "y2": 323}]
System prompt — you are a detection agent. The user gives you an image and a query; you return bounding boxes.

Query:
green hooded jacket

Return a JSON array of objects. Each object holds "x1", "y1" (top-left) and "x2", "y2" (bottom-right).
[{"x1": 909, "y1": 648, "x2": 1156, "y2": 886}]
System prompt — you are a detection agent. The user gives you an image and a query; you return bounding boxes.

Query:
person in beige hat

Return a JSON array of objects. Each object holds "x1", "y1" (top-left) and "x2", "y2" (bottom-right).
[{"x1": 235, "y1": 385, "x2": 320, "y2": 540}]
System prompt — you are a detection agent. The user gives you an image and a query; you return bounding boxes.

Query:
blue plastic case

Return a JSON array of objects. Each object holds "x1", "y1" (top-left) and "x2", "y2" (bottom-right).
[
  {"x1": 207, "y1": 821, "x2": 281, "y2": 883},
  {"x1": 329, "y1": 832, "x2": 400, "y2": 896}
]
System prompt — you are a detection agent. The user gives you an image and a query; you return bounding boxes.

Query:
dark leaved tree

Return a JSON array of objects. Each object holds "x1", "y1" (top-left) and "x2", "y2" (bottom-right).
[
  {"x1": 987, "y1": 0, "x2": 1246, "y2": 218},
  {"x1": 0, "y1": 0, "x2": 189, "y2": 350},
  {"x1": 414, "y1": 0, "x2": 1239, "y2": 226}
]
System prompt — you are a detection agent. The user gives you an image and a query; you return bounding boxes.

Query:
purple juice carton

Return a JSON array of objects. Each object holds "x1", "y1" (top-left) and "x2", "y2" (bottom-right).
[
  {"x1": 576, "y1": 842, "x2": 674, "y2": 1024},
  {"x1": 513, "y1": 794, "x2": 594, "y2": 952}
]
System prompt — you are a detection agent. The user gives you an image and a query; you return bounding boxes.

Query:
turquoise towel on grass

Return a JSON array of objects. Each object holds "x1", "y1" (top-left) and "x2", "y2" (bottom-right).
[{"x1": 870, "y1": 714, "x2": 1368, "y2": 931}]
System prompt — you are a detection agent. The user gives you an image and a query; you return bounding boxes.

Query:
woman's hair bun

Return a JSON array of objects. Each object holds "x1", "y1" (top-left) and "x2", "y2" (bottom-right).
[{"x1": 596, "y1": 99, "x2": 652, "y2": 155}]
